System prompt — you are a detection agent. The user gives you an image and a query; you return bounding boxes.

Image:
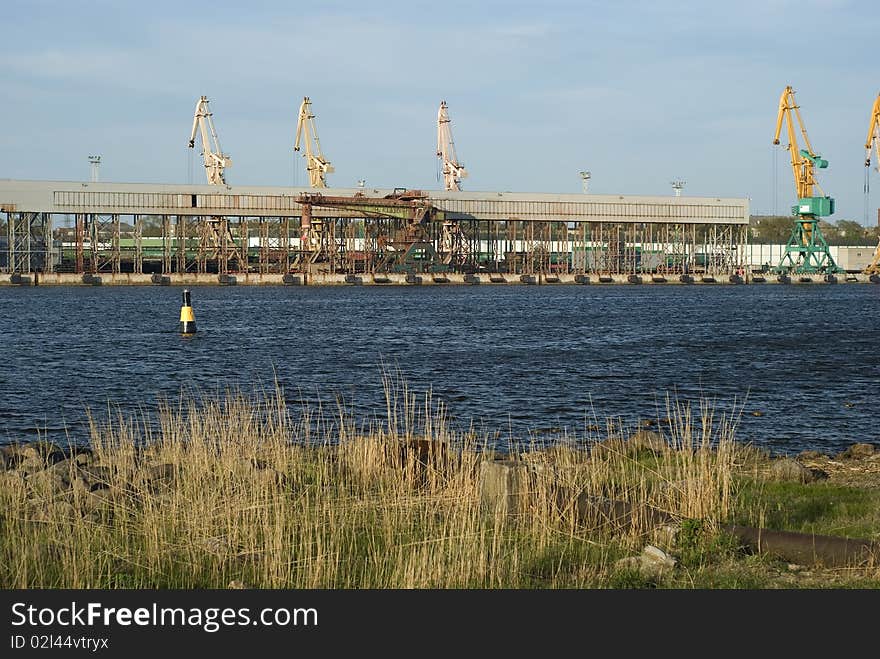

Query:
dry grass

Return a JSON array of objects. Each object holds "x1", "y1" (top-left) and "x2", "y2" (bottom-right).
[{"x1": 0, "y1": 377, "x2": 759, "y2": 589}]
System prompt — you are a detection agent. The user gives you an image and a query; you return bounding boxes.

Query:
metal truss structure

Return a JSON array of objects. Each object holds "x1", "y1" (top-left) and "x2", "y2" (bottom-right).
[{"x1": 0, "y1": 181, "x2": 750, "y2": 279}]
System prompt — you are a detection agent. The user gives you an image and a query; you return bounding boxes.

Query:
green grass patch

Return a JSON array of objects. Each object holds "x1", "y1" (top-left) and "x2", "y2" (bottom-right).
[{"x1": 733, "y1": 478, "x2": 880, "y2": 539}]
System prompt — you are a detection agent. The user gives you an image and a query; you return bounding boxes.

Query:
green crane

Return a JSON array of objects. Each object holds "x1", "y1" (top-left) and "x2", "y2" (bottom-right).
[{"x1": 772, "y1": 85, "x2": 842, "y2": 274}]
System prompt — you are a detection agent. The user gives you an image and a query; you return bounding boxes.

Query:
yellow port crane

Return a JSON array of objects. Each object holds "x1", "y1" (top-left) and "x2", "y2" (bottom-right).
[
  {"x1": 772, "y1": 85, "x2": 841, "y2": 274},
  {"x1": 188, "y1": 95, "x2": 232, "y2": 185},
  {"x1": 437, "y1": 100, "x2": 467, "y2": 191},
  {"x1": 294, "y1": 97, "x2": 334, "y2": 188},
  {"x1": 863, "y1": 92, "x2": 880, "y2": 276}
]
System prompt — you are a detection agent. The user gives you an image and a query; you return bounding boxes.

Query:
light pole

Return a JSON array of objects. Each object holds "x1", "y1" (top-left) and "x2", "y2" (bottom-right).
[
  {"x1": 88, "y1": 155, "x2": 101, "y2": 182},
  {"x1": 579, "y1": 171, "x2": 591, "y2": 194}
]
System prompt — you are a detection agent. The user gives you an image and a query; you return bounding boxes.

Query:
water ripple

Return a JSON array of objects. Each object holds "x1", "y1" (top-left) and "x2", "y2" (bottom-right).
[{"x1": 0, "y1": 284, "x2": 878, "y2": 455}]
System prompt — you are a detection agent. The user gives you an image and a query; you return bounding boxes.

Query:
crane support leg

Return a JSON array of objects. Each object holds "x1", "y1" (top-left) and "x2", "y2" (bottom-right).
[{"x1": 773, "y1": 216, "x2": 842, "y2": 274}]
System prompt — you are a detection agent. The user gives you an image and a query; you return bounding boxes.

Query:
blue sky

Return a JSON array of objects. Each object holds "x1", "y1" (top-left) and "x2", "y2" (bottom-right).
[{"x1": 1, "y1": 0, "x2": 877, "y2": 223}]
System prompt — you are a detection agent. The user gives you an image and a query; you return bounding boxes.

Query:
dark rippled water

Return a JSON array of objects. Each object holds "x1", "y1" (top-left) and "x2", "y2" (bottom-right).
[{"x1": 1, "y1": 283, "x2": 878, "y2": 456}]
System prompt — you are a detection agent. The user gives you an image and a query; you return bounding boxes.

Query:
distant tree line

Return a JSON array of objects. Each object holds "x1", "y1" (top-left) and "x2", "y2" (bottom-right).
[{"x1": 750, "y1": 215, "x2": 880, "y2": 245}]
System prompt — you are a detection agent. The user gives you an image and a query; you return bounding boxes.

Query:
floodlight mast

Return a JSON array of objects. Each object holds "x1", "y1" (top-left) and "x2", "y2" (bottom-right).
[
  {"x1": 579, "y1": 171, "x2": 591, "y2": 193},
  {"x1": 88, "y1": 155, "x2": 101, "y2": 183}
]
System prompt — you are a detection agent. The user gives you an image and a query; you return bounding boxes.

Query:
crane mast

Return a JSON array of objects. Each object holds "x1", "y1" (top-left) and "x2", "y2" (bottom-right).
[
  {"x1": 771, "y1": 85, "x2": 841, "y2": 275},
  {"x1": 863, "y1": 93, "x2": 880, "y2": 277},
  {"x1": 437, "y1": 101, "x2": 467, "y2": 191},
  {"x1": 188, "y1": 95, "x2": 231, "y2": 185},
  {"x1": 294, "y1": 97, "x2": 334, "y2": 188}
]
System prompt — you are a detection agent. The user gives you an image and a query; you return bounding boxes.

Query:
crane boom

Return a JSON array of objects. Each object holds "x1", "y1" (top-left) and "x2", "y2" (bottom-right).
[
  {"x1": 866, "y1": 92, "x2": 880, "y2": 170},
  {"x1": 437, "y1": 101, "x2": 467, "y2": 191},
  {"x1": 863, "y1": 93, "x2": 880, "y2": 277},
  {"x1": 187, "y1": 95, "x2": 231, "y2": 185},
  {"x1": 771, "y1": 85, "x2": 840, "y2": 275},
  {"x1": 773, "y1": 85, "x2": 827, "y2": 203},
  {"x1": 294, "y1": 97, "x2": 334, "y2": 188}
]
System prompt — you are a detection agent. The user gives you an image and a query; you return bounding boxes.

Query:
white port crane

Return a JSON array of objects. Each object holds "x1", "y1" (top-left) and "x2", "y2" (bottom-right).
[
  {"x1": 437, "y1": 100, "x2": 467, "y2": 191},
  {"x1": 186, "y1": 95, "x2": 239, "y2": 270},
  {"x1": 188, "y1": 95, "x2": 232, "y2": 185},
  {"x1": 294, "y1": 97, "x2": 334, "y2": 188}
]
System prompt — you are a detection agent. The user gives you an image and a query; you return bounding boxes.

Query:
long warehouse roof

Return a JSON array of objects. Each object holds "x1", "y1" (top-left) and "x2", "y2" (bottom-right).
[{"x1": 0, "y1": 179, "x2": 749, "y2": 224}]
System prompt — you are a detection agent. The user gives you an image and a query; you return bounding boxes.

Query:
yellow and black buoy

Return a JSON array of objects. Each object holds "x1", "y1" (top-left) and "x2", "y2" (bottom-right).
[{"x1": 179, "y1": 289, "x2": 196, "y2": 335}]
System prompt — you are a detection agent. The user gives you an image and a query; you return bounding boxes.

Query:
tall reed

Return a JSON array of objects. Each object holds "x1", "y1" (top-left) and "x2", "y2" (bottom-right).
[{"x1": 0, "y1": 377, "x2": 743, "y2": 588}]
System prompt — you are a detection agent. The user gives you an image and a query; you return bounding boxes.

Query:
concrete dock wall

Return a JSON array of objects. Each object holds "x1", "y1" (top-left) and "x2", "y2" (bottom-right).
[{"x1": 2, "y1": 271, "x2": 877, "y2": 286}]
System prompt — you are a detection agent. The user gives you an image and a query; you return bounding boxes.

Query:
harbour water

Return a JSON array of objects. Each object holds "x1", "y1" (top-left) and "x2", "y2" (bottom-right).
[{"x1": 0, "y1": 284, "x2": 878, "y2": 456}]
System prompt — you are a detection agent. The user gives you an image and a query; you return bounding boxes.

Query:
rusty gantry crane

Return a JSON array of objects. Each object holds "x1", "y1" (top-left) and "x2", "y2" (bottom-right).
[{"x1": 294, "y1": 189, "x2": 447, "y2": 276}]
